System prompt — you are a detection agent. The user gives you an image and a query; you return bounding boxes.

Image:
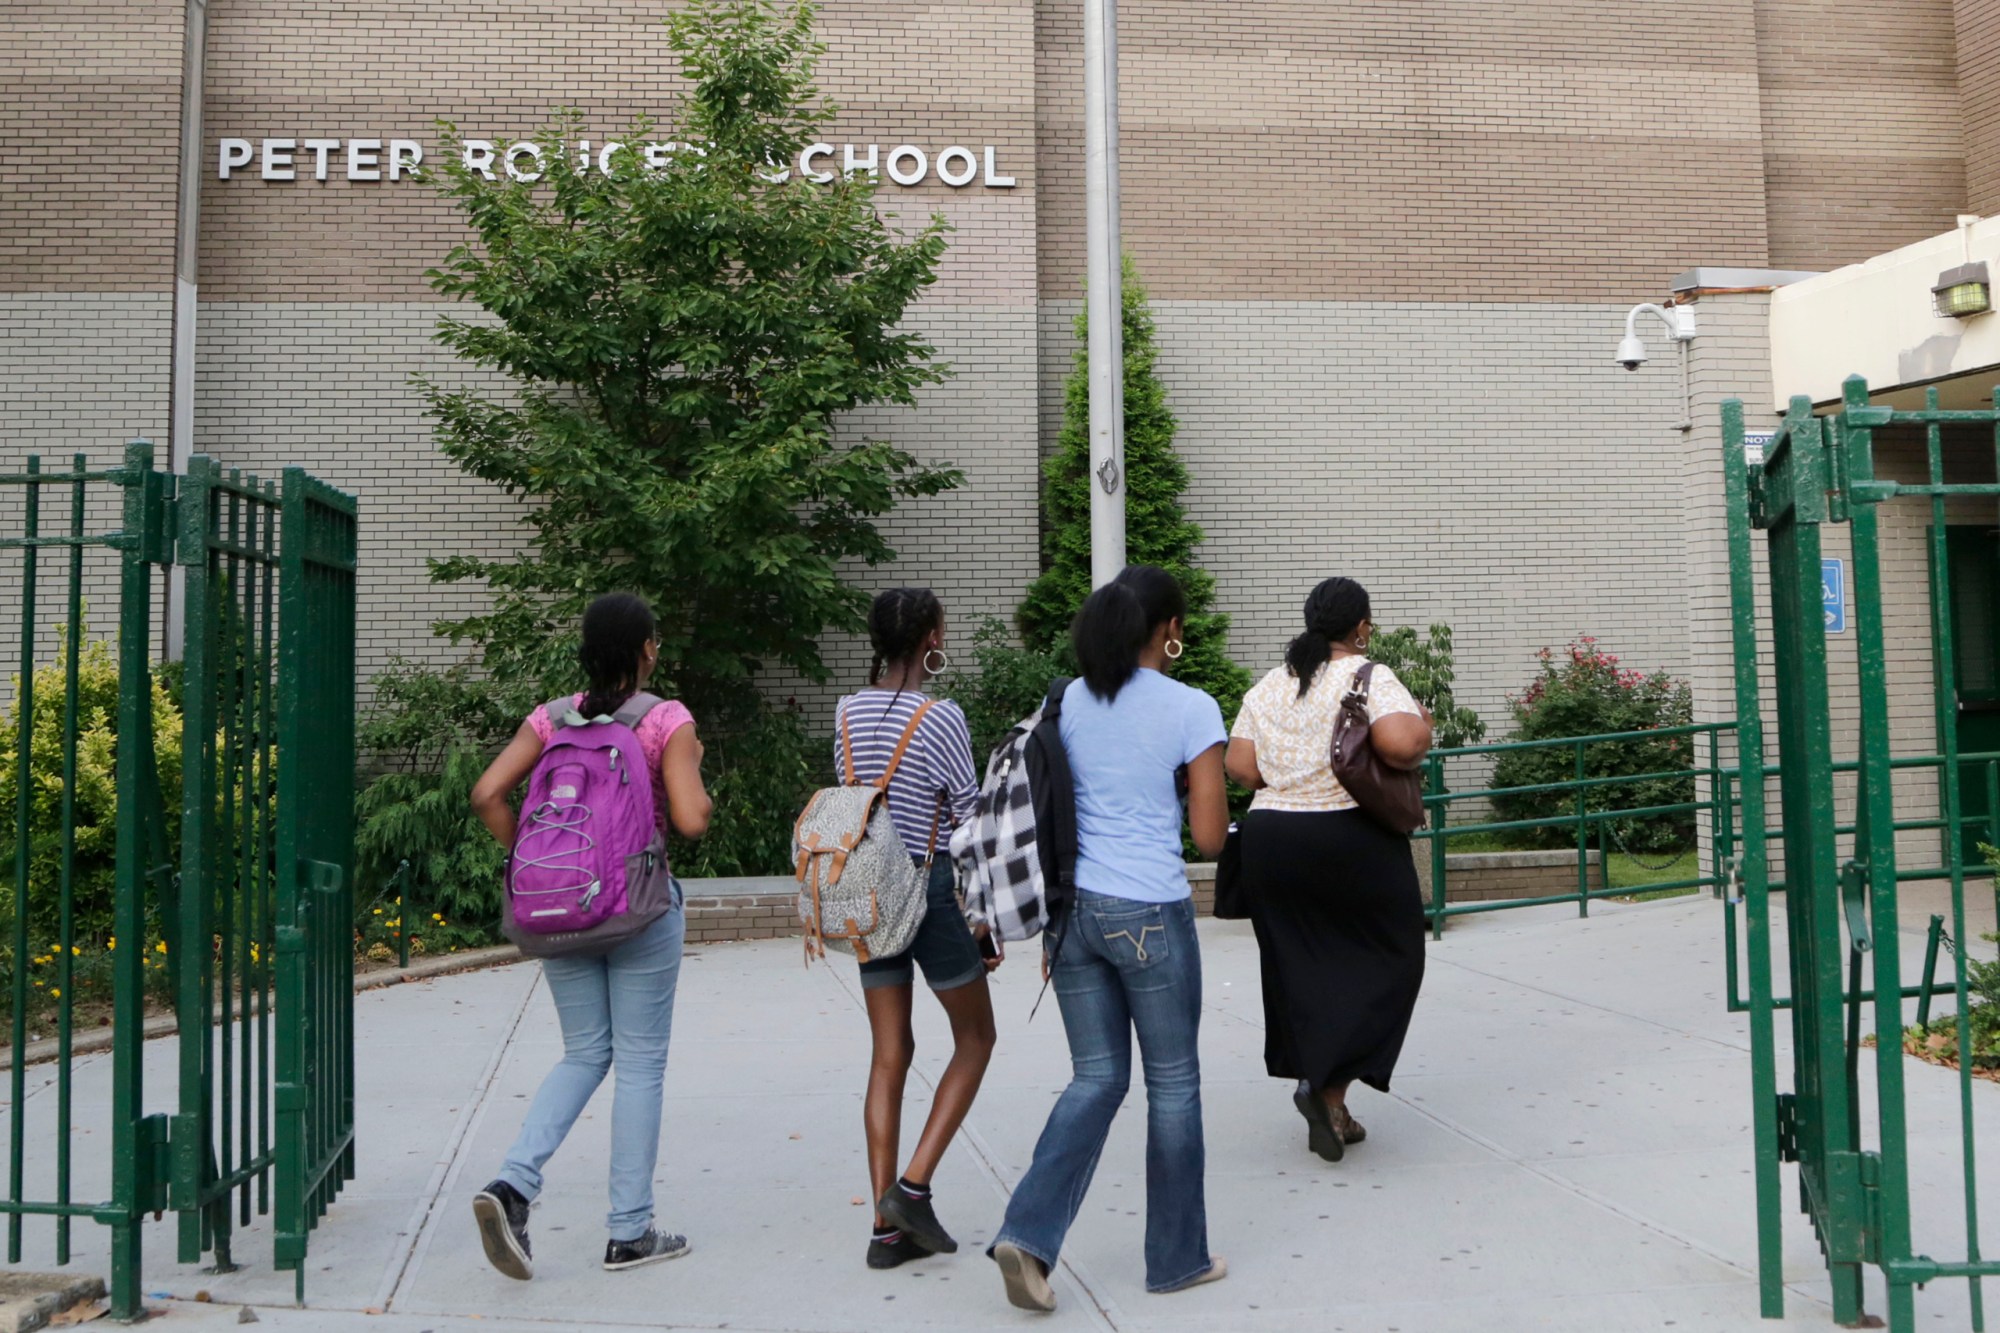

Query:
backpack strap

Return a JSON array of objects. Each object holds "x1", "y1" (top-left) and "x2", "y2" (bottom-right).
[
  {"x1": 1043, "y1": 677, "x2": 1073, "y2": 721},
  {"x1": 877, "y1": 698, "x2": 938, "y2": 790},
  {"x1": 611, "y1": 691, "x2": 666, "y2": 731},
  {"x1": 545, "y1": 694, "x2": 585, "y2": 728}
]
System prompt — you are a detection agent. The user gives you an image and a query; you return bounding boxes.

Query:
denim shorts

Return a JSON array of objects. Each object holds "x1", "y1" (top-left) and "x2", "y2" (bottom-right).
[{"x1": 859, "y1": 856, "x2": 985, "y2": 993}]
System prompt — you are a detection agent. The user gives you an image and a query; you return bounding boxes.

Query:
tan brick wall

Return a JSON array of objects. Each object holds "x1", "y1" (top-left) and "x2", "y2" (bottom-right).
[
  {"x1": 1958, "y1": 0, "x2": 2000, "y2": 213},
  {"x1": 1035, "y1": 0, "x2": 1772, "y2": 302},
  {"x1": 0, "y1": 1, "x2": 184, "y2": 293},
  {"x1": 1756, "y1": 0, "x2": 1966, "y2": 270},
  {"x1": 195, "y1": 0, "x2": 1036, "y2": 307}
]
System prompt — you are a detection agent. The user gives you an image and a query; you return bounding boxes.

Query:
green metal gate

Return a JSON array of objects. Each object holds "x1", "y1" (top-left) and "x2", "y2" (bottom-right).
[
  {"x1": 0, "y1": 442, "x2": 358, "y2": 1318},
  {"x1": 1726, "y1": 380, "x2": 2000, "y2": 1330}
]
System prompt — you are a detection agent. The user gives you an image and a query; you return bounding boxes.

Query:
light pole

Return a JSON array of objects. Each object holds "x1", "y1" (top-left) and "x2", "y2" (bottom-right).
[{"x1": 1084, "y1": 0, "x2": 1125, "y2": 588}]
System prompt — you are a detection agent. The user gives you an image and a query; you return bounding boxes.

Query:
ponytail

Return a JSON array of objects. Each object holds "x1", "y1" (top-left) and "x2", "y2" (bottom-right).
[
  {"x1": 1287, "y1": 577, "x2": 1370, "y2": 697},
  {"x1": 1070, "y1": 564, "x2": 1187, "y2": 702},
  {"x1": 577, "y1": 592, "x2": 657, "y2": 718}
]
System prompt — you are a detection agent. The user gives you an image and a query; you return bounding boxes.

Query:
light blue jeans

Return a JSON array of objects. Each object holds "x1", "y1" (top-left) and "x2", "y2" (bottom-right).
[
  {"x1": 498, "y1": 891, "x2": 685, "y2": 1242},
  {"x1": 993, "y1": 891, "x2": 1210, "y2": 1291}
]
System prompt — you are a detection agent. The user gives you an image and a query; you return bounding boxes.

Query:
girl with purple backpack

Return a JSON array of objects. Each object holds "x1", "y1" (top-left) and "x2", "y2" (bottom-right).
[{"x1": 466, "y1": 593, "x2": 713, "y2": 1280}]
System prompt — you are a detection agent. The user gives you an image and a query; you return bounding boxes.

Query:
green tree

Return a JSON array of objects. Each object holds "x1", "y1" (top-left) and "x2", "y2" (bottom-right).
[
  {"x1": 1016, "y1": 257, "x2": 1249, "y2": 720},
  {"x1": 417, "y1": 0, "x2": 960, "y2": 721},
  {"x1": 1367, "y1": 624, "x2": 1487, "y2": 751}
]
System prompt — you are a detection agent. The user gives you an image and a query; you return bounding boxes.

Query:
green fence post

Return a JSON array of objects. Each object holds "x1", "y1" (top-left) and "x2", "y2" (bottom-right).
[
  {"x1": 1427, "y1": 756, "x2": 1447, "y2": 940},
  {"x1": 1841, "y1": 375, "x2": 1916, "y2": 1331},
  {"x1": 1722, "y1": 398, "x2": 1785, "y2": 1320},
  {"x1": 1574, "y1": 740, "x2": 1589, "y2": 918}
]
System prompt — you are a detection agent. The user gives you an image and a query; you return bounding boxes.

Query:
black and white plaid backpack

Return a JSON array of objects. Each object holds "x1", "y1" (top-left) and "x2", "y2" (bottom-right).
[{"x1": 951, "y1": 678, "x2": 1078, "y2": 946}]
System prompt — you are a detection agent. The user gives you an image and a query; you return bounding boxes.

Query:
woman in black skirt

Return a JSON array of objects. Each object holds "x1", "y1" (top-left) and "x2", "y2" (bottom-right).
[{"x1": 1224, "y1": 578, "x2": 1433, "y2": 1161}]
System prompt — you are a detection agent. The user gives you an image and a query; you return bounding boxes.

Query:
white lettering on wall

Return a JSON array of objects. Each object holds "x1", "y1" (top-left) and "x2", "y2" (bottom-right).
[
  {"x1": 842, "y1": 143, "x2": 879, "y2": 177},
  {"x1": 799, "y1": 143, "x2": 834, "y2": 183},
  {"x1": 217, "y1": 134, "x2": 1018, "y2": 191},
  {"x1": 303, "y1": 138, "x2": 340, "y2": 181},
  {"x1": 936, "y1": 146, "x2": 977, "y2": 188},
  {"x1": 504, "y1": 142, "x2": 544, "y2": 182},
  {"x1": 462, "y1": 140, "x2": 496, "y2": 179},
  {"x1": 886, "y1": 145, "x2": 927, "y2": 186},
  {"x1": 389, "y1": 140, "x2": 423, "y2": 180},
  {"x1": 347, "y1": 139, "x2": 382, "y2": 181},
  {"x1": 260, "y1": 138, "x2": 295, "y2": 181}
]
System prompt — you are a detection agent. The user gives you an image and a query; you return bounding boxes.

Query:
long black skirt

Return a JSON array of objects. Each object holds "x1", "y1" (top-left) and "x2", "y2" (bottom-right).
[{"x1": 1242, "y1": 807, "x2": 1425, "y2": 1094}]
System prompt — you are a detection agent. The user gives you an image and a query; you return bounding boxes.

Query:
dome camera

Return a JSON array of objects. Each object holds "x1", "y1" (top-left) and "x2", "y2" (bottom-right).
[{"x1": 1614, "y1": 302, "x2": 1695, "y2": 372}]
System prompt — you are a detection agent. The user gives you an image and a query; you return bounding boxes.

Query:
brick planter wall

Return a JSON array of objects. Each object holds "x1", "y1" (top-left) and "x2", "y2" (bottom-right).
[
  {"x1": 677, "y1": 849, "x2": 1603, "y2": 944},
  {"x1": 1411, "y1": 849, "x2": 1607, "y2": 904}
]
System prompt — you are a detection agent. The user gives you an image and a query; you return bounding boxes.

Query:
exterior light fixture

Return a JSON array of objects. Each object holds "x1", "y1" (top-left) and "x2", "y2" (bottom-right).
[{"x1": 1933, "y1": 261, "x2": 1992, "y2": 319}]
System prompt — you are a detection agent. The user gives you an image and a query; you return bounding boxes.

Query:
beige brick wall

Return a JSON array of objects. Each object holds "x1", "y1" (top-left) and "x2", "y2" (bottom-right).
[
  {"x1": 1035, "y1": 0, "x2": 1773, "y2": 302},
  {"x1": 1041, "y1": 298, "x2": 1697, "y2": 733},
  {"x1": 0, "y1": 1, "x2": 184, "y2": 293},
  {"x1": 195, "y1": 0, "x2": 1036, "y2": 306},
  {"x1": 194, "y1": 303, "x2": 1040, "y2": 701},
  {"x1": 1958, "y1": 0, "x2": 2000, "y2": 213},
  {"x1": 1756, "y1": 0, "x2": 1966, "y2": 270}
]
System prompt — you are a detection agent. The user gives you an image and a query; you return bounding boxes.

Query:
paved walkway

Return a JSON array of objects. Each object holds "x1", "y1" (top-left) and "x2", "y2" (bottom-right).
[{"x1": 7, "y1": 894, "x2": 1998, "y2": 1331}]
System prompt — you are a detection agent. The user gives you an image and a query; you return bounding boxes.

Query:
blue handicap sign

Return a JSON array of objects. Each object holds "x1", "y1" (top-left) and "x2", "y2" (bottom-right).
[{"x1": 1822, "y1": 558, "x2": 1846, "y2": 634}]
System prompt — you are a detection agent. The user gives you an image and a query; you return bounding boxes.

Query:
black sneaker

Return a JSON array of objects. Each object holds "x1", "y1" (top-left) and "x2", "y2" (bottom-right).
[
  {"x1": 472, "y1": 1180, "x2": 533, "y2": 1281},
  {"x1": 603, "y1": 1228, "x2": 692, "y2": 1271},
  {"x1": 867, "y1": 1231, "x2": 927, "y2": 1270},
  {"x1": 877, "y1": 1185, "x2": 958, "y2": 1255}
]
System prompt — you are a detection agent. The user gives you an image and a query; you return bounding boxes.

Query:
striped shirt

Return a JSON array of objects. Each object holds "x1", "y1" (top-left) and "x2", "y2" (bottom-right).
[{"x1": 834, "y1": 690, "x2": 979, "y2": 856}]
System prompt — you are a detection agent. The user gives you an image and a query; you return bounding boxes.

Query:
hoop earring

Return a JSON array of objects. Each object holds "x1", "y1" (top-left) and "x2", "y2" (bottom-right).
[
  {"x1": 923, "y1": 648, "x2": 950, "y2": 675},
  {"x1": 1165, "y1": 639, "x2": 1184, "y2": 661}
]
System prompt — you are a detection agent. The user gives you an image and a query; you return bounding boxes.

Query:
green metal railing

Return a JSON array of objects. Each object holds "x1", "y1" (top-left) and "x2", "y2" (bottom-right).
[
  {"x1": 1726, "y1": 382, "x2": 2000, "y2": 1331},
  {"x1": 0, "y1": 444, "x2": 358, "y2": 1316},
  {"x1": 0, "y1": 445, "x2": 174, "y2": 1319},
  {"x1": 1416, "y1": 722, "x2": 1736, "y2": 939}
]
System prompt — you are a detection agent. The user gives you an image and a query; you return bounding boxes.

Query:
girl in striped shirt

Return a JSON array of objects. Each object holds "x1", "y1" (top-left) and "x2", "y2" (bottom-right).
[{"x1": 835, "y1": 587, "x2": 998, "y2": 1271}]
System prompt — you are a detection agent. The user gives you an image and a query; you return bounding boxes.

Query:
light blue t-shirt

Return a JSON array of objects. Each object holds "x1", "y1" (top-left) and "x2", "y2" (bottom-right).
[{"x1": 1060, "y1": 669, "x2": 1228, "y2": 904}]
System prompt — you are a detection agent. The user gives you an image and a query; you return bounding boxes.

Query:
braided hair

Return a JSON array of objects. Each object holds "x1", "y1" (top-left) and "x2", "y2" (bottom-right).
[
  {"x1": 577, "y1": 593, "x2": 657, "y2": 718},
  {"x1": 1285, "y1": 577, "x2": 1370, "y2": 697},
  {"x1": 867, "y1": 587, "x2": 944, "y2": 684}
]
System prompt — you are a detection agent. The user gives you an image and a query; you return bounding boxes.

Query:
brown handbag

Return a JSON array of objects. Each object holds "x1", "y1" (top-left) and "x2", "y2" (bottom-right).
[{"x1": 1328, "y1": 661, "x2": 1426, "y2": 834}]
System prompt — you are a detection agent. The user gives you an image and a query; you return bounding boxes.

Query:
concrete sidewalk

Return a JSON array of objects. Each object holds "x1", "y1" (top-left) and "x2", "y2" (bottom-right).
[{"x1": 6, "y1": 894, "x2": 1997, "y2": 1331}]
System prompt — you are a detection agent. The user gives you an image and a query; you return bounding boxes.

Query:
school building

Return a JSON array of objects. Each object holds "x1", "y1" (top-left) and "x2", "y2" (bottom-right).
[{"x1": 5, "y1": 0, "x2": 2000, "y2": 770}]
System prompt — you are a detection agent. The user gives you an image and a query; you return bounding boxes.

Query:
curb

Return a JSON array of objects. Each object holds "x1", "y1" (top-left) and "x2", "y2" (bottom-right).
[
  {"x1": 0, "y1": 945, "x2": 526, "y2": 1073},
  {"x1": 0, "y1": 1272, "x2": 105, "y2": 1333}
]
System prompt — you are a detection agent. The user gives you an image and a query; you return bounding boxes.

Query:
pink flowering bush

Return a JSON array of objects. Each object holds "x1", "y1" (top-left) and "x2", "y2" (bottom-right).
[{"x1": 1488, "y1": 638, "x2": 1695, "y2": 854}]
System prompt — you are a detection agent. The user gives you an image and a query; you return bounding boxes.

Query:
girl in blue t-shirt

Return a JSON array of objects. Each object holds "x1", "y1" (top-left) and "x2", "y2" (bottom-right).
[{"x1": 990, "y1": 565, "x2": 1231, "y2": 1311}]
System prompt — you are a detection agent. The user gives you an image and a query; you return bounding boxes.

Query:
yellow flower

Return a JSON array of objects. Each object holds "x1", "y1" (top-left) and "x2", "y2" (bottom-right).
[
  {"x1": 107, "y1": 937, "x2": 116, "y2": 951},
  {"x1": 70, "y1": 946, "x2": 80, "y2": 956},
  {"x1": 154, "y1": 941, "x2": 167, "y2": 954},
  {"x1": 432, "y1": 913, "x2": 442, "y2": 922},
  {"x1": 48, "y1": 988, "x2": 58, "y2": 998},
  {"x1": 373, "y1": 908, "x2": 382, "y2": 916}
]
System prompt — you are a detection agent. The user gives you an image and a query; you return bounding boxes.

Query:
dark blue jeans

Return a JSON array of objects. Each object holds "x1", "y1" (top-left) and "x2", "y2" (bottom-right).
[{"x1": 993, "y1": 891, "x2": 1210, "y2": 1292}]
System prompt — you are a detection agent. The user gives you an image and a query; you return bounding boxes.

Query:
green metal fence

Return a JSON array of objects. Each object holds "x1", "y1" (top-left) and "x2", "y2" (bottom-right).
[
  {"x1": 1416, "y1": 722, "x2": 1737, "y2": 938},
  {"x1": 0, "y1": 443, "x2": 357, "y2": 1317},
  {"x1": 1726, "y1": 382, "x2": 2000, "y2": 1331}
]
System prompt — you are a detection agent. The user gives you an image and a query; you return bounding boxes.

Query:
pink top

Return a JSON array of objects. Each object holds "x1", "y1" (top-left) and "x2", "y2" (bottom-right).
[{"x1": 527, "y1": 693, "x2": 695, "y2": 831}]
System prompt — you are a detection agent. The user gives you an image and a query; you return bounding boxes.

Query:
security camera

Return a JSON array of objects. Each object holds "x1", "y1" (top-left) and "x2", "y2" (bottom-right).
[{"x1": 1614, "y1": 302, "x2": 1696, "y2": 371}]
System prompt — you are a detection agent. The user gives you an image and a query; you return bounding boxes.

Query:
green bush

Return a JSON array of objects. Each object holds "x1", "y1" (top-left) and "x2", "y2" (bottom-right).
[
  {"x1": 1366, "y1": 624, "x2": 1486, "y2": 752},
  {"x1": 354, "y1": 745, "x2": 507, "y2": 953},
  {"x1": 670, "y1": 698, "x2": 821, "y2": 879},
  {"x1": 1016, "y1": 257, "x2": 1250, "y2": 728},
  {"x1": 936, "y1": 618, "x2": 1068, "y2": 763},
  {"x1": 1488, "y1": 638, "x2": 1694, "y2": 854},
  {"x1": 0, "y1": 637, "x2": 184, "y2": 950}
]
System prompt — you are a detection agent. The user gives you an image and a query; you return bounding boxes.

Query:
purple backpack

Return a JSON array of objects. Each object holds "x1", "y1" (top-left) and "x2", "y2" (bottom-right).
[{"x1": 503, "y1": 692, "x2": 676, "y2": 958}]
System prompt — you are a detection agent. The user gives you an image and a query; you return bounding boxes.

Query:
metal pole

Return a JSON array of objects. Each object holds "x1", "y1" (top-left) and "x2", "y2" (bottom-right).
[
  {"x1": 1083, "y1": 0, "x2": 1125, "y2": 587},
  {"x1": 166, "y1": 0, "x2": 210, "y2": 660}
]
